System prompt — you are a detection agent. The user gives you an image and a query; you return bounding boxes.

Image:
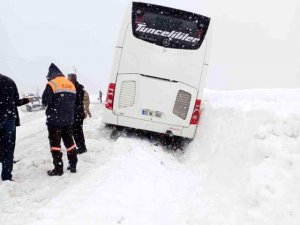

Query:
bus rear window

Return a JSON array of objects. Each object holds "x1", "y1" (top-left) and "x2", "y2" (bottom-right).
[{"x1": 132, "y1": 2, "x2": 210, "y2": 50}]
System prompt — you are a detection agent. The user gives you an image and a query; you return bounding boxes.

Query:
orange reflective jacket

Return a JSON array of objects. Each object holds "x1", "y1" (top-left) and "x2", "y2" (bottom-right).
[{"x1": 48, "y1": 77, "x2": 76, "y2": 94}]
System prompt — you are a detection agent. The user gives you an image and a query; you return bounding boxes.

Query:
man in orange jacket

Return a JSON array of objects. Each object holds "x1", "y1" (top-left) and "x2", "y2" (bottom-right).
[{"x1": 42, "y1": 63, "x2": 78, "y2": 176}]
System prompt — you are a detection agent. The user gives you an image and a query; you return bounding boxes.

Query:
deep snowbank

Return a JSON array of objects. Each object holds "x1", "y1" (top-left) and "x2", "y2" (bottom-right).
[
  {"x1": 185, "y1": 89, "x2": 300, "y2": 224},
  {"x1": 0, "y1": 89, "x2": 299, "y2": 225}
]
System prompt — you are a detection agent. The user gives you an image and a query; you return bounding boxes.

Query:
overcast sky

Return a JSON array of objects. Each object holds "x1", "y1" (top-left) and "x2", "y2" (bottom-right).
[{"x1": 0, "y1": 0, "x2": 299, "y2": 94}]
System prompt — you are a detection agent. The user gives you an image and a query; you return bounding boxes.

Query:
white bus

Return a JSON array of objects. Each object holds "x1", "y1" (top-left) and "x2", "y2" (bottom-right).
[{"x1": 103, "y1": 1, "x2": 211, "y2": 140}]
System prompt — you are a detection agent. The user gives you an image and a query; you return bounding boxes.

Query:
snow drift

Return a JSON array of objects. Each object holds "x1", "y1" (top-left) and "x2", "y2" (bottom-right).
[{"x1": 0, "y1": 89, "x2": 300, "y2": 225}]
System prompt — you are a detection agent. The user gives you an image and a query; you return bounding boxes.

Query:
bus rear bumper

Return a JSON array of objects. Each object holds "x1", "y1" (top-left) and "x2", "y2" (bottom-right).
[{"x1": 103, "y1": 110, "x2": 197, "y2": 139}]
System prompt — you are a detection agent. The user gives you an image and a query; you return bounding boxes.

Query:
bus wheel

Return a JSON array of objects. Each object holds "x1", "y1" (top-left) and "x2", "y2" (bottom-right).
[{"x1": 164, "y1": 136, "x2": 191, "y2": 151}]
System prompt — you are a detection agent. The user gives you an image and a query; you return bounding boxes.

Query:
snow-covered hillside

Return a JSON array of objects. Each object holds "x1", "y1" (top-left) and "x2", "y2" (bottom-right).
[{"x1": 1, "y1": 89, "x2": 300, "y2": 225}]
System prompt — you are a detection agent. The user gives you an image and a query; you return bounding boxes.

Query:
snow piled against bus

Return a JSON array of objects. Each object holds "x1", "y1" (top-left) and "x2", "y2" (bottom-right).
[{"x1": 0, "y1": 89, "x2": 300, "y2": 225}]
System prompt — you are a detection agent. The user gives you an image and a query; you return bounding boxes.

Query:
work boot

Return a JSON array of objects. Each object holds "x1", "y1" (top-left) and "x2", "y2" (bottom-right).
[
  {"x1": 47, "y1": 166, "x2": 63, "y2": 176},
  {"x1": 67, "y1": 149, "x2": 78, "y2": 173},
  {"x1": 2, "y1": 178, "x2": 15, "y2": 182},
  {"x1": 67, "y1": 164, "x2": 76, "y2": 173},
  {"x1": 47, "y1": 151, "x2": 63, "y2": 176},
  {"x1": 66, "y1": 163, "x2": 76, "y2": 173}
]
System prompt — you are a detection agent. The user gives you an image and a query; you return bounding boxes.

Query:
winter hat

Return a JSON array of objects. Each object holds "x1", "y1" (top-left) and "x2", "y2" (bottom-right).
[
  {"x1": 67, "y1": 73, "x2": 77, "y2": 83},
  {"x1": 46, "y1": 63, "x2": 63, "y2": 81}
]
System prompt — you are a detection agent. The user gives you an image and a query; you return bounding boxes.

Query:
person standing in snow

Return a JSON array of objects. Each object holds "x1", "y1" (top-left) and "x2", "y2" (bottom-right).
[
  {"x1": 0, "y1": 74, "x2": 32, "y2": 181},
  {"x1": 83, "y1": 90, "x2": 92, "y2": 118},
  {"x1": 99, "y1": 90, "x2": 102, "y2": 103},
  {"x1": 42, "y1": 64, "x2": 78, "y2": 176},
  {"x1": 67, "y1": 73, "x2": 88, "y2": 154}
]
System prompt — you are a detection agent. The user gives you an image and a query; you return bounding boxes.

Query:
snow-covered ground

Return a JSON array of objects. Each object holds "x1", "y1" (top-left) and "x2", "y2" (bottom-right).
[{"x1": 1, "y1": 89, "x2": 300, "y2": 225}]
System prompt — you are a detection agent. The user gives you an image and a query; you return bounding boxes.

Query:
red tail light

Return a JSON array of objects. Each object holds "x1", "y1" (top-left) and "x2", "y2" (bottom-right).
[
  {"x1": 105, "y1": 83, "x2": 116, "y2": 110},
  {"x1": 190, "y1": 99, "x2": 201, "y2": 125}
]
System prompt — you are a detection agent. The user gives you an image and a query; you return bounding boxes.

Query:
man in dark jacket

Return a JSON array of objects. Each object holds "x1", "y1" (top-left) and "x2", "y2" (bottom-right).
[
  {"x1": 67, "y1": 73, "x2": 87, "y2": 154},
  {"x1": 42, "y1": 63, "x2": 78, "y2": 176},
  {"x1": 0, "y1": 74, "x2": 32, "y2": 181}
]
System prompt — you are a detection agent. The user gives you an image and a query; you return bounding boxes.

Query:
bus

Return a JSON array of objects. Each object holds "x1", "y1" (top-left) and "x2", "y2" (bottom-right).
[{"x1": 103, "y1": 1, "x2": 211, "y2": 140}]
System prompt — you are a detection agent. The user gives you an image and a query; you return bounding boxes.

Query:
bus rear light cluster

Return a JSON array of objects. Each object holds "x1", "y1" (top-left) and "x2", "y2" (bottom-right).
[
  {"x1": 190, "y1": 99, "x2": 201, "y2": 125},
  {"x1": 105, "y1": 83, "x2": 116, "y2": 110},
  {"x1": 135, "y1": 15, "x2": 144, "y2": 24}
]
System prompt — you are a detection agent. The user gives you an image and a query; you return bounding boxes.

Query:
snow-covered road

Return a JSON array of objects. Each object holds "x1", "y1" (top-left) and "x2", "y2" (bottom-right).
[{"x1": 1, "y1": 89, "x2": 300, "y2": 225}]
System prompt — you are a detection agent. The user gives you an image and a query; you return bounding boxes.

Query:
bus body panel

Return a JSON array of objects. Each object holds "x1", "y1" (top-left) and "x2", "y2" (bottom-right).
[
  {"x1": 104, "y1": 111, "x2": 198, "y2": 139},
  {"x1": 118, "y1": 25, "x2": 207, "y2": 89},
  {"x1": 103, "y1": 108, "x2": 118, "y2": 125},
  {"x1": 113, "y1": 73, "x2": 197, "y2": 128},
  {"x1": 110, "y1": 48, "x2": 123, "y2": 81},
  {"x1": 118, "y1": 116, "x2": 183, "y2": 137},
  {"x1": 116, "y1": 3, "x2": 131, "y2": 48},
  {"x1": 103, "y1": 2, "x2": 211, "y2": 139},
  {"x1": 181, "y1": 125, "x2": 197, "y2": 138}
]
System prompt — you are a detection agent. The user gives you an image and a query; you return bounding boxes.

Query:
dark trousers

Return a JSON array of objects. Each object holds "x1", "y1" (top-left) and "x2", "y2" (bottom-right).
[
  {"x1": 73, "y1": 120, "x2": 86, "y2": 151},
  {"x1": 0, "y1": 119, "x2": 16, "y2": 181},
  {"x1": 48, "y1": 126, "x2": 75, "y2": 150},
  {"x1": 48, "y1": 125, "x2": 77, "y2": 169}
]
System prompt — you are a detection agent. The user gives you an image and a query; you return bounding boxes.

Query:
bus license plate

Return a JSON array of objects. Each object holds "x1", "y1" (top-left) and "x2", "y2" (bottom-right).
[{"x1": 142, "y1": 109, "x2": 162, "y2": 118}]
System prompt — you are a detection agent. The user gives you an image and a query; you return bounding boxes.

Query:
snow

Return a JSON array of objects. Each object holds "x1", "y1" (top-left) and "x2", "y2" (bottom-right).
[{"x1": 1, "y1": 89, "x2": 300, "y2": 225}]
